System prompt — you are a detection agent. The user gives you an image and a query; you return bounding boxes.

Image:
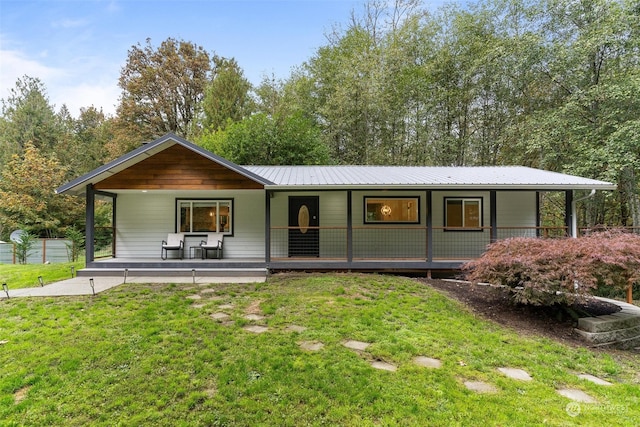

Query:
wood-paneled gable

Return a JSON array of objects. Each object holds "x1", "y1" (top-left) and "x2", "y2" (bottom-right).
[{"x1": 95, "y1": 144, "x2": 264, "y2": 190}]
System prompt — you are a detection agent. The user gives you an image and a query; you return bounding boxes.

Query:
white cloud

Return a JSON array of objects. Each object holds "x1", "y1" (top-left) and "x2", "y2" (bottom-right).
[
  {"x1": 0, "y1": 49, "x2": 65, "y2": 98},
  {"x1": 0, "y1": 45, "x2": 120, "y2": 118},
  {"x1": 56, "y1": 82, "x2": 120, "y2": 117}
]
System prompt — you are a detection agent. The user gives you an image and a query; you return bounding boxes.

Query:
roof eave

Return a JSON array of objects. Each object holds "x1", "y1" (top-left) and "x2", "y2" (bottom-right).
[{"x1": 264, "y1": 184, "x2": 618, "y2": 191}]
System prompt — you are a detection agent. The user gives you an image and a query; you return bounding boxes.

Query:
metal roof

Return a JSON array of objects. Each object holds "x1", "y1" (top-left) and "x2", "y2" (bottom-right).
[
  {"x1": 56, "y1": 133, "x2": 617, "y2": 195},
  {"x1": 245, "y1": 165, "x2": 617, "y2": 190}
]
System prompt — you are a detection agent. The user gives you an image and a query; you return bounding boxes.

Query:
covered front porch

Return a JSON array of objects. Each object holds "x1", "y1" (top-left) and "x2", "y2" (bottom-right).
[
  {"x1": 85, "y1": 220, "x2": 570, "y2": 273},
  {"x1": 56, "y1": 134, "x2": 617, "y2": 276}
]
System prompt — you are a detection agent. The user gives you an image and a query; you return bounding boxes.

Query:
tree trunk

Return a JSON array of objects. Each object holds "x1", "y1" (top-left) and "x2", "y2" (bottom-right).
[{"x1": 621, "y1": 166, "x2": 640, "y2": 230}]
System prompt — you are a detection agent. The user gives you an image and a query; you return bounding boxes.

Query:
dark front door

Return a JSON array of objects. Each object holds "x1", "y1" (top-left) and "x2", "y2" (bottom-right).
[{"x1": 288, "y1": 196, "x2": 319, "y2": 257}]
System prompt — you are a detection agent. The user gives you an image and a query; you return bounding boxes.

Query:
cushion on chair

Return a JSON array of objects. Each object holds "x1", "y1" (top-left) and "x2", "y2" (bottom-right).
[
  {"x1": 200, "y1": 232, "x2": 224, "y2": 249},
  {"x1": 163, "y1": 233, "x2": 184, "y2": 248}
]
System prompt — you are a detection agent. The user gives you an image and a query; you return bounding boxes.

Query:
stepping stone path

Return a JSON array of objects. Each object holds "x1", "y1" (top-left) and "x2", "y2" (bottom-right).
[
  {"x1": 413, "y1": 356, "x2": 442, "y2": 369},
  {"x1": 343, "y1": 340, "x2": 371, "y2": 351},
  {"x1": 464, "y1": 381, "x2": 498, "y2": 394},
  {"x1": 199, "y1": 289, "x2": 218, "y2": 294},
  {"x1": 371, "y1": 361, "x2": 397, "y2": 372},
  {"x1": 211, "y1": 312, "x2": 230, "y2": 321},
  {"x1": 341, "y1": 340, "x2": 398, "y2": 371},
  {"x1": 578, "y1": 374, "x2": 612, "y2": 386},
  {"x1": 557, "y1": 388, "x2": 597, "y2": 403},
  {"x1": 244, "y1": 325, "x2": 268, "y2": 334},
  {"x1": 193, "y1": 297, "x2": 618, "y2": 400},
  {"x1": 13, "y1": 386, "x2": 30, "y2": 404},
  {"x1": 299, "y1": 341, "x2": 324, "y2": 351},
  {"x1": 498, "y1": 367, "x2": 533, "y2": 381}
]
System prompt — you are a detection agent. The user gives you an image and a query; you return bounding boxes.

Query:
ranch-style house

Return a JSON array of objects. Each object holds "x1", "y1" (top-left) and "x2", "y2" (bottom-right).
[{"x1": 56, "y1": 133, "x2": 617, "y2": 274}]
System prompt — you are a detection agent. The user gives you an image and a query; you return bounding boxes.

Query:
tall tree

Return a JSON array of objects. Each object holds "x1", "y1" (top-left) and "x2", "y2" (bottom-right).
[
  {"x1": 514, "y1": 0, "x2": 640, "y2": 226},
  {"x1": 59, "y1": 106, "x2": 113, "y2": 176},
  {"x1": 113, "y1": 37, "x2": 211, "y2": 155},
  {"x1": 198, "y1": 111, "x2": 329, "y2": 165},
  {"x1": 0, "y1": 76, "x2": 62, "y2": 167},
  {"x1": 201, "y1": 56, "x2": 254, "y2": 132},
  {"x1": 0, "y1": 143, "x2": 83, "y2": 239},
  {"x1": 307, "y1": 19, "x2": 385, "y2": 164}
]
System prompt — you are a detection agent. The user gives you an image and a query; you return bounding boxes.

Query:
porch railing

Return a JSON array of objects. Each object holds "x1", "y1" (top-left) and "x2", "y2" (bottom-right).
[
  {"x1": 579, "y1": 226, "x2": 640, "y2": 236},
  {"x1": 269, "y1": 226, "x2": 568, "y2": 261},
  {"x1": 94, "y1": 226, "x2": 116, "y2": 259}
]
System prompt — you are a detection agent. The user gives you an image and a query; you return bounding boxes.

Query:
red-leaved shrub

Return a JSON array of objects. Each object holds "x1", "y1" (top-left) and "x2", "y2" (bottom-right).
[{"x1": 462, "y1": 231, "x2": 640, "y2": 306}]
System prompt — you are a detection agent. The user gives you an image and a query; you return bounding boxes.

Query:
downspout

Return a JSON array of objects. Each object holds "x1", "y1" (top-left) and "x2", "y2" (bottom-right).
[{"x1": 571, "y1": 189, "x2": 596, "y2": 238}]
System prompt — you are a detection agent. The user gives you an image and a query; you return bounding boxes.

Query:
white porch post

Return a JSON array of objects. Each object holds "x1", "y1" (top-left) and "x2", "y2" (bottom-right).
[
  {"x1": 85, "y1": 184, "x2": 95, "y2": 263},
  {"x1": 571, "y1": 189, "x2": 596, "y2": 238}
]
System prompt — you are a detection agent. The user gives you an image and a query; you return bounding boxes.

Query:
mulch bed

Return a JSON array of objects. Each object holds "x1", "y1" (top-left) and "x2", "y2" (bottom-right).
[{"x1": 420, "y1": 278, "x2": 621, "y2": 348}]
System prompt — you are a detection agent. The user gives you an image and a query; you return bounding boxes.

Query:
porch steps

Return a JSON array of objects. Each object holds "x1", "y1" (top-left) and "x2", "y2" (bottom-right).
[
  {"x1": 77, "y1": 268, "x2": 268, "y2": 279},
  {"x1": 575, "y1": 298, "x2": 640, "y2": 351}
]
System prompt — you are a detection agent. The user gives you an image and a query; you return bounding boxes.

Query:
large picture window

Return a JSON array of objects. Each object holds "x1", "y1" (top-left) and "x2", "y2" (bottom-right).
[
  {"x1": 445, "y1": 197, "x2": 482, "y2": 229},
  {"x1": 364, "y1": 197, "x2": 420, "y2": 224},
  {"x1": 178, "y1": 199, "x2": 232, "y2": 234}
]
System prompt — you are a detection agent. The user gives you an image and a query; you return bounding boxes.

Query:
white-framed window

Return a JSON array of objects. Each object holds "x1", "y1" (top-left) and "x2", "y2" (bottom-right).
[
  {"x1": 445, "y1": 197, "x2": 482, "y2": 229},
  {"x1": 177, "y1": 199, "x2": 232, "y2": 234},
  {"x1": 364, "y1": 197, "x2": 420, "y2": 224}
]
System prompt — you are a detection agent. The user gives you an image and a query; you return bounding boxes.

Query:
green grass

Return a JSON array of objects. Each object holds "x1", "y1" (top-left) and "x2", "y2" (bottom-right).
[
  {"x1": 0, "y1": 260, "x2": 84, "y2": 289},
  {"x1": 1, "y1": 273, "x2": 638, "y2": 426}
]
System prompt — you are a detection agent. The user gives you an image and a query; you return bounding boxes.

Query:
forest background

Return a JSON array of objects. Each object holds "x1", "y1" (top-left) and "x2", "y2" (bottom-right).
[{"x1": 1, "y1": 0, "x2": 639, "y2": 241}]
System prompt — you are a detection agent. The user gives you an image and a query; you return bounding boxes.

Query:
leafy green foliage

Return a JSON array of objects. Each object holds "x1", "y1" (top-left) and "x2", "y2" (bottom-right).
[
  {"x1": 464, "y1": 232, "x2": 640, "y2": 305},
  {"x1": 2, "y1": 0, "x2": 640, "y2": 237},
  {"x1": 60, "y1": 106, "x2": 113, "y2": 176},
  {"x1": 290, "y1": 0, "x2": 639, "y2": 225},
  {"x1": 0, "y1": 76, "x2": 63, "y2": 167},
  {"x1": 64, "y1": 227, "x2": 85, "y2": 262},
  {"x1": 0, "y1": 143, "x2": 83, "y2": 239},
  {"x1": 113, "y1": 37, "x2": 212, "y2": 155},
  {"x1": 201, "y1": 56, "x2": 254, "y2": 132},
  {"x1": 198, "y1": 111, "x2": 330, "y2": 165},
  {"x1": 13, "y1": 231, "x2": 35, "y2": 265}
]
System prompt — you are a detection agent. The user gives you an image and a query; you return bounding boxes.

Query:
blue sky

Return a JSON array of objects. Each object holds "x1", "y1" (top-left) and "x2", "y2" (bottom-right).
[{"x1": 1, "y1": 0, "x2": 451, "y2": 117}]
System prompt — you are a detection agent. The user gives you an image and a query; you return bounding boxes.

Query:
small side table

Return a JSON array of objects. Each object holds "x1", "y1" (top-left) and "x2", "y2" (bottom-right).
[{"x1": 189, "y1": 246, "x2": 203, "y2": 259}]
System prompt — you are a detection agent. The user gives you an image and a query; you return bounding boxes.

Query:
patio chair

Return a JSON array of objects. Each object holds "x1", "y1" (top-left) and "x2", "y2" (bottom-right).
[
  {"x1": 161, "y1": 233, "x2": 184, "y2": 260},
  {"x1": 200, "y1": 232, "x2": 224, "y2": 259}
]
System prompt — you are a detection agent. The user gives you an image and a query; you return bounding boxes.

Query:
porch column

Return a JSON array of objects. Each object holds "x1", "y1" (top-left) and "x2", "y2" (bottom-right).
[
  {"x1": 565, "y1": 190, "x2": 573, "y2": 237},
  {"x1": 490, "y1": 190, "x2": 497, "y2": 243},
  {"x1": 536, "y1": 192, "x2": 541, "y2": 237},
  {"x1": 85, "y1": 184, "x2": 95, "y2": 263},
  {"x1": 112, "y1": 194, "x2": 117, "y2": 257},
  {"x1": 426, "y1": 190, "x2": 432, "y2": 263},
  {"x1": 347, "y1": 190, "x2": 353, "y2": 263},
  {"x1": 265, "y1": 190, "x2": 271, "y2": 265}
]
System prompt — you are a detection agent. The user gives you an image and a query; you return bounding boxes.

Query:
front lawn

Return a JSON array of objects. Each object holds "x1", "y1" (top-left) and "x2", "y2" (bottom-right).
[
  {"x1": 0, "y1": 273, "x2": 638, "y2": 426},
  {"x1": 0, "y1": 260, "x2": 84, "y2": 290}
]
